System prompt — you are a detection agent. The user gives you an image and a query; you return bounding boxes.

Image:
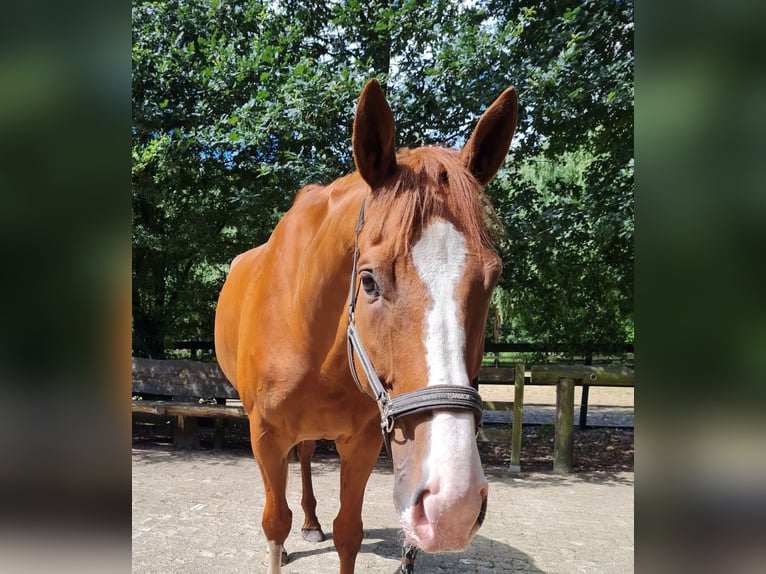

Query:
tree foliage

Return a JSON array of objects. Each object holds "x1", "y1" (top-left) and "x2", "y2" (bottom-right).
[
  {"x1": 484, "y1": 0, "x2": 634, "y2": 349},
  {"x1": 132, "y1": 0, "x2": 633, "y2": 357}
]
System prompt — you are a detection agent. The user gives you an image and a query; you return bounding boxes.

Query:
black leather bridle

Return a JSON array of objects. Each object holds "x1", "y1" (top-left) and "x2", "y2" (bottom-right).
[{"x1": 346, "y1": 198, "x2": 484, "y2": 458}]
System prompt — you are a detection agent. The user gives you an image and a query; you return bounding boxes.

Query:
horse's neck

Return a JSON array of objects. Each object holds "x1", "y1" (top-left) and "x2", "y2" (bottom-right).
[{"x1": 278, "y1": 186, "x2": 363, "y2": 357}]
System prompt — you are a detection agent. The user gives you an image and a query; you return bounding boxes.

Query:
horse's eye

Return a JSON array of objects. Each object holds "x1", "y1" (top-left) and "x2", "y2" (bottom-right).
[{"x1": 360, "y1": 272, "x2": 380, "y2": 297}]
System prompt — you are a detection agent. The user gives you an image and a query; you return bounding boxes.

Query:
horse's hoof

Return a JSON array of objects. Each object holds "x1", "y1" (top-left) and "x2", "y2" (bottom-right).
[
  {"x1": 301, "y1": 527, "x2": 326, "y2": 542},
  {"x1": 262, "y1": 547, "x2": 289, "y2": 566}
]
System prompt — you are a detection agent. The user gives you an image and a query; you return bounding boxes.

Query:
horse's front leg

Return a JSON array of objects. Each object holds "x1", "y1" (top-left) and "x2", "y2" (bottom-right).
[
  {"x1": 249, "y1": 416, "x2": 292, "y2": 573},
  {"x1": 333, "y1": 421, "x2": 384, "y2": 574},
  {"x1": 296, "y1": 440, "x2": 326, "y2": 542}
]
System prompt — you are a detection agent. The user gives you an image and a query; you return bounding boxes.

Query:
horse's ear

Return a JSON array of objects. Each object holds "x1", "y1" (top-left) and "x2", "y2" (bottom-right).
[
  {"x1": 460, "y1": 87, "x2": 518, "y2": 186},
  {"x1": 352, "y1": 79, "x2": 397, "y2": 190}
]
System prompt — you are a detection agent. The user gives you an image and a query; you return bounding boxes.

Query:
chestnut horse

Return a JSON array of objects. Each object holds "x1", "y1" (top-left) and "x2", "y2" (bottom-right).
[{"x1": 215, "y1": 79, "x2": 517, "y2": 573}]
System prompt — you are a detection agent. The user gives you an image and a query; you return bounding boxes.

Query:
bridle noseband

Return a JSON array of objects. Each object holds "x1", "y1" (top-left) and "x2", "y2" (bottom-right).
[{"x1": 346, "y1": 198, "x2": 484, "y2": 458}]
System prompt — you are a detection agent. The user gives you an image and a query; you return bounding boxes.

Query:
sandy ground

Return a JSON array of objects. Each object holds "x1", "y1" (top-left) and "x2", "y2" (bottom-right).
[
  {"x1": 133, "y1": 381, "x2": 634, "y2": 572},
  {"x1": 133, "y1": 448, "x2": 633, "y2": 573}
]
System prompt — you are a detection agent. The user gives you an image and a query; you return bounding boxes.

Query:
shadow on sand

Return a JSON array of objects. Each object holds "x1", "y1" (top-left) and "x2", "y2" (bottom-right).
[{"x1": 285, "y1": 527, "x2": 544, "y2": 573}]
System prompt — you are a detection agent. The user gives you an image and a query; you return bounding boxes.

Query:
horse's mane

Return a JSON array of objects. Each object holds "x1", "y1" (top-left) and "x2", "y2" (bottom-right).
[{"x1": 366, "y1": 146, "x2": 504, "y2": 255}]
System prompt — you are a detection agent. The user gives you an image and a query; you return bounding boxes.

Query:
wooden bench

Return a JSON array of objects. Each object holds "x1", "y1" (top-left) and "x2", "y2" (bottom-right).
[{"x1": 132, "y1": 357, "x2": 247, "y2": 449}]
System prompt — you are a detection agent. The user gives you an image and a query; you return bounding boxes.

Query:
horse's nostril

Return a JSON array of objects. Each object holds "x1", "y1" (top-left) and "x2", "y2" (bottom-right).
[
  {"x1": 477, "y1": 495, "x2": 488, "y2": 526},
  {"x1": 411, "y1": 486, "x2": 429, "y2": 508},
  {"x1": 410, "y1": 488, "x2": 430, "y2": 528}
]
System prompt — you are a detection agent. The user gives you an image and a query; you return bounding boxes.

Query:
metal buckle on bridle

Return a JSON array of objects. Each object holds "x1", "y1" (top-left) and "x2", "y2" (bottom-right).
[{"x1": 345, "y1": 198, "x2": 484, "y2": 459}]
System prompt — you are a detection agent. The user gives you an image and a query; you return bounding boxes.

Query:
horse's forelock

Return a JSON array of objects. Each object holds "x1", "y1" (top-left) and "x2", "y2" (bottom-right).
[{"x1": 366, "y1": 147, "x2": 503, "y2": 255}]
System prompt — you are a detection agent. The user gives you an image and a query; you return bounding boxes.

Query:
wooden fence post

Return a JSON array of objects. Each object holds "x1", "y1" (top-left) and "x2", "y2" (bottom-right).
[
  {"x1": 579, "y1": 353, "x2": 593, "y2": 429},
  {"x1": 509, "y1": 363, "x2": 525, "y2": 472},
  {"x1": 173, "y1": 415, "x2": 200, "y2": 450},
  {"x1": 553, "y1": 378, "x2": 575, "y2": 473},
  {"x1": 579, "y1": 385, "x2": 590, "y2": 429}
]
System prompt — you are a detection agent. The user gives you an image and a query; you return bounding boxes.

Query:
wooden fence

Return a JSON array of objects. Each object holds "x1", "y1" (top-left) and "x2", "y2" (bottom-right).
[
  {"x1": 476, "y1": 363, "x2": 634, "y2": 472},
  {"x1": 137, "y1": 341, "x2": 634, "y2": 473}
]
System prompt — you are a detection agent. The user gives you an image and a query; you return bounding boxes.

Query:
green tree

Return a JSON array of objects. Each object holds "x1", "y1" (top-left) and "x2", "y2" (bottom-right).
[
  {"x1": 132, "y1": 0, "x2": 633, "y2": 357},
  {"x1": 482, "y1": 0, "x2": 634, "y2": 349},
  {"x1": 132, "y1": 0, "x2": 363, "y2": 356}
]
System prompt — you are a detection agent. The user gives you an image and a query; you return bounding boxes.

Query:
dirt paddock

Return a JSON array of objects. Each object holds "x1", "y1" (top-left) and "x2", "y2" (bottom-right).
[{"x1": 133, "y1": 387, "x2": 633, "y2": 573}]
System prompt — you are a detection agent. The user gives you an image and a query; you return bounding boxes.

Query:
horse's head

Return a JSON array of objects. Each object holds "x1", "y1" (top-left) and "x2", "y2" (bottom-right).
[{"x1": 347, "y1": 80, "x2": 517, "y2": 553}]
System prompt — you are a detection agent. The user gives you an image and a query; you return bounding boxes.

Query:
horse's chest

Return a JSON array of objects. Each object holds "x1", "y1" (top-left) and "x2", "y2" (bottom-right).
[{"x1": 253, "y1": 374, "x2": 377, "y2": 438}]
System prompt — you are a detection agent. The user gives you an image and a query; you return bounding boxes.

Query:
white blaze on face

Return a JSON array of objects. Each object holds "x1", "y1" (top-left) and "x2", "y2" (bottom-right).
[
  {"x1": 411, "y1": 218, "x2": 481, "y2": 458},
  {"x1": 407, "y1": 219, "x2": 486, "y2": 548},
  {"x1": 411, "y1": 219, "x2": 468, "y2": 388}
]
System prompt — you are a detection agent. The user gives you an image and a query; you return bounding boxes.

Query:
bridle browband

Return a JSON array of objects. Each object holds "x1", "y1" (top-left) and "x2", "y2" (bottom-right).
[{"x1": 346, "y1": 198, "x2": 484, "y2": 458}]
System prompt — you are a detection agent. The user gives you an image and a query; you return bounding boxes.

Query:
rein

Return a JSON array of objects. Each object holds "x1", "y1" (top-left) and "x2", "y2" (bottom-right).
[{"x1": 346, "y1": 198, "x2": 484, "y2": 458}]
